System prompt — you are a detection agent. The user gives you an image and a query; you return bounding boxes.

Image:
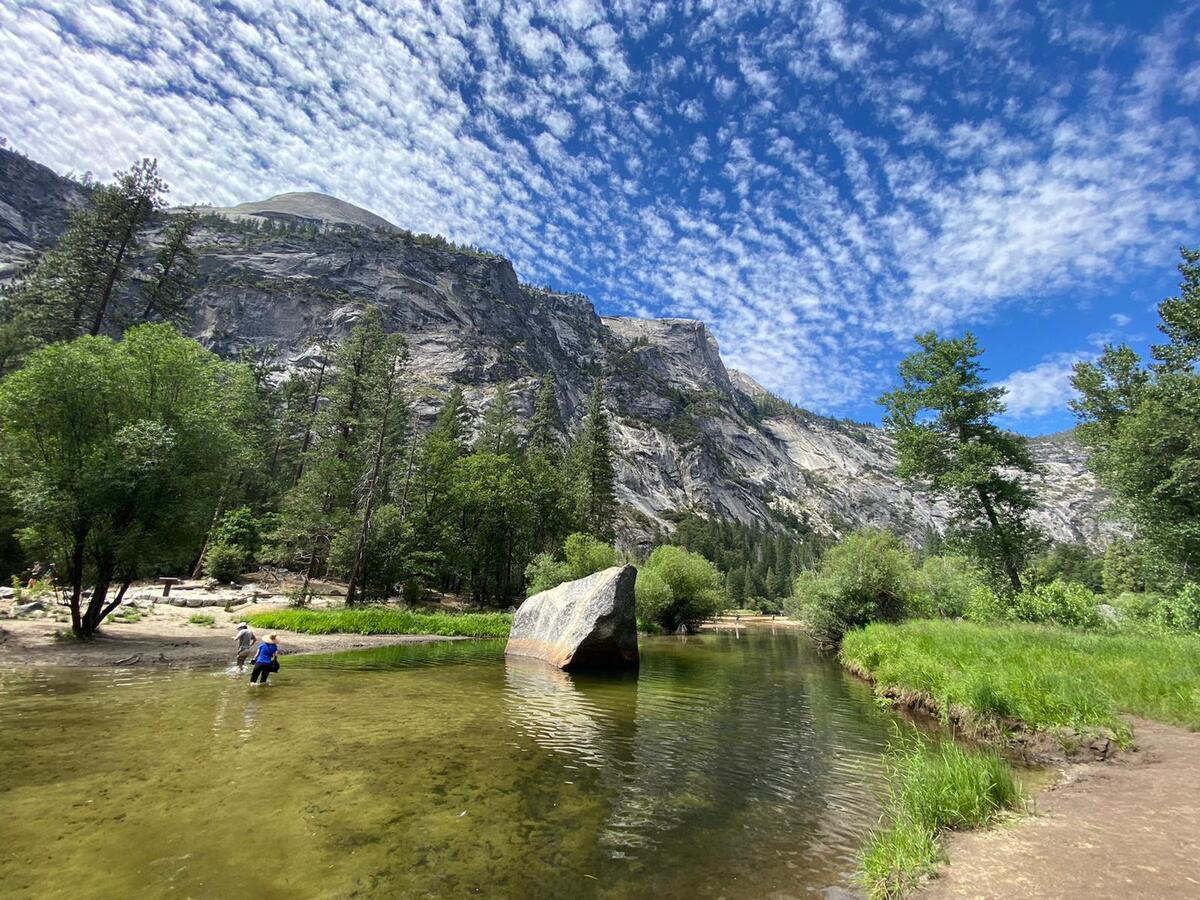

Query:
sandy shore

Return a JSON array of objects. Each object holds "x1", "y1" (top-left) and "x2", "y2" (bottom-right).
[
  {"x1": 0, "y1": 591, "x2": 462, "y2": 669},
  {"x1": 921, "y1": 719, "x2": 1200, "y2": 899}
]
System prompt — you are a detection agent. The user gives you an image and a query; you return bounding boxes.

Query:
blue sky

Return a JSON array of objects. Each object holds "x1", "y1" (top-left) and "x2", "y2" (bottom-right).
[{"x1": 1, "y1": 1, "x2": 1198, "y2": 433}]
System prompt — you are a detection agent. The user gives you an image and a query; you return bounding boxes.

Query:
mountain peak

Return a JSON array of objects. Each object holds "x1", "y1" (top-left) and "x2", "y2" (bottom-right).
[{"x1": 184, "y1": 190, "x2": 398, "y2": 232}]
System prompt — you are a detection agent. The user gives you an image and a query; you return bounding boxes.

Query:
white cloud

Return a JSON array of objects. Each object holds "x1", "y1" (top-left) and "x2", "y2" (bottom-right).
[
  {"x1": 0, "y1": 1, "x2": 1196, "y2": 419},
  {"x1": 998, "y1": 353, "x2": 1089, "y2": 419},
  {"x1": 1110, "y1": 312, "x2": 1132, "y2": 327}
]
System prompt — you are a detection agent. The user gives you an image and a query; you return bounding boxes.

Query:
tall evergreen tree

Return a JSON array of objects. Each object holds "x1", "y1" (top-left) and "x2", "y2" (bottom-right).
[
  {"x1": 138, "y1": 211, "x2": 199, "y2": 326},
  {"x1": 571, "y1": 379, "x2": 617, "y2": 540},
  {"x1": 10, "y1": 159, "x2": 168, "y2": 344},
  {"x1": 528, "y1": 373, "x2": 562, "y2": 456},
  {"x1": 477, "y1": 381, "x2": 517, "y2": 455},
  {"x1": 880, "y1": 331, "x2": 1040, "y2": 592}
]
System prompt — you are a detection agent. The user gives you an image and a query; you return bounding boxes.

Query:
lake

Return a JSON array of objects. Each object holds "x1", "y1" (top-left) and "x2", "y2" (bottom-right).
[{"x1": 0, "y1": 629, "x2": 917, "y2": 899}]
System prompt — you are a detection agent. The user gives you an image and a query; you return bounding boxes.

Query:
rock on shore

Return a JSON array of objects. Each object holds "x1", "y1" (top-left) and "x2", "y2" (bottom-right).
[{"x1": 505, "y1": 565, "x2": 639, "y2": 670}]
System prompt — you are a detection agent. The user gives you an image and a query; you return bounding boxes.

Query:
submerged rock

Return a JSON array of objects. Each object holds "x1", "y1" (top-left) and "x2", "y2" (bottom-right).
[{"x1": 505, "y1": 565, "x2": 639, "y2": 670}]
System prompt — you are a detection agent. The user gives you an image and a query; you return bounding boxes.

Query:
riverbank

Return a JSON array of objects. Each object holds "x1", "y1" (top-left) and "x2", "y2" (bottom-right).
[
  {"x1": 840, "y1": 619, "x2": 1200, "y2": 898},
  {"x1": 0, "y1": 594, "x2": 467, "y2": 668},
  {"x1": 921, "y1": 719, "x2": 1200, "y2": 899}
]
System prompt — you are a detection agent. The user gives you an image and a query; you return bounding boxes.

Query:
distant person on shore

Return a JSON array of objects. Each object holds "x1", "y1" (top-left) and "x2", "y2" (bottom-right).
[
  {"x1": 249, "y1": 634, "x2": 279, "y2": 686},
  {"x1": 234, "y1": 622, "x2": 256, "y2": 672}
]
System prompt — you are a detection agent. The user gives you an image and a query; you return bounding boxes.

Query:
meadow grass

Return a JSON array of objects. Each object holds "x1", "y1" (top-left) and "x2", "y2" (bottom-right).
[
  {"x1": 187, "y1": 613, "x2": 216, "y2": 626},
  {"x1": 859, "y1": 740, "x2": 1023, "y2": 899},
  {"x1": 841, "y1": 620, "x2": 1200, "y2": 744},
  {"x1": 245, "y1": 607, "x2": 512, "y2": 639}
]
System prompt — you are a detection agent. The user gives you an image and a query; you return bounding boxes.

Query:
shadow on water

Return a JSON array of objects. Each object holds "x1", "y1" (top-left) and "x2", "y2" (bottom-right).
[{"x1": 0, "y1": 630, "x2": 918, "y2": 899}]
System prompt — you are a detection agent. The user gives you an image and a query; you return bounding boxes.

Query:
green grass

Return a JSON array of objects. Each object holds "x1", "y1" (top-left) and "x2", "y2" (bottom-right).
[
  {"x1": 841, "y1": 620, "x2": 1200, "y2": 744},
  {"x1": 859, "y1": 741, "x2": 1023, "y2": 899},
  {"x1": 187, "y1": 613, "x2": 216, "y2": 626},
  {"x1": 244, "y1": 607, "x2": 512, "y2": 639}
]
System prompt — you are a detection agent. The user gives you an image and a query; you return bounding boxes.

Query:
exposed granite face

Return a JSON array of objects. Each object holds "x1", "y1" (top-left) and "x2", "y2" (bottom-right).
[
  {"x1": 0, "y1": 148, "x2": 1119, "y2": 549},
  {"x1": 0, "y1": 149, "x2": 89, "y2": 283},
  {"x1": 506, "y1": 565, "x2": 640, "y2": 670}
]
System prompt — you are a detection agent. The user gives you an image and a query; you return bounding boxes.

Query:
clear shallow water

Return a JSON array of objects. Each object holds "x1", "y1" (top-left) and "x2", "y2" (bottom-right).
[{"x1": 0, "y1": 630, "x2": 913, "y2": 899}]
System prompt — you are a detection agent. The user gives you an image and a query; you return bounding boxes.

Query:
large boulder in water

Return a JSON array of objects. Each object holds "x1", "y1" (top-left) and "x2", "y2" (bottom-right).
[{"x1": 505, "y1": 565, "x2": 639, "y2": 670}]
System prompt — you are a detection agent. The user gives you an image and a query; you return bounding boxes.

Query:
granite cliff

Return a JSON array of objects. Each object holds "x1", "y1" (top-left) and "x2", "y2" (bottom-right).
[{"x1": 0, "y1": 148, "x2": 1117, "y2": 549}]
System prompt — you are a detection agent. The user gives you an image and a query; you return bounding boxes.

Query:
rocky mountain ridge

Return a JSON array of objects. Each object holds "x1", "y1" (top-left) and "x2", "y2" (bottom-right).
[{"x1": 0, "y1": 148, "x2": 1118, "y2": 549}]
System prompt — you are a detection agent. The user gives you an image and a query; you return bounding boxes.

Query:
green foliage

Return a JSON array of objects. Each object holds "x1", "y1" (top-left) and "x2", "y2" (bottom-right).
[
  {"x1": 1072, "y1": 247, "x2": 1200, "y2": 586},
  {"x1": 637, "y1": 545, "x2": 724, "y2": 632},
  {"x1": 859, "y1": 741, "x2": 1023, "y2": 900},
  {"x1": 841, "y1": 619, "x2": 1200, "y2": 737},
  {"x1": 211, "y1": 506, "x2": 266, "y2": 557},
  {"x1": 203, "y1": 542, "x2": 247, "y2": 584},
  {"x1": 524, "y1": 532, "x2": 618, "y2": 595},
  {"x1": 962, "y1": 584, "x2": 1007, "y2": 624},
  {"x1": 786, "y1": 529, "x2": 919, "y2": 645},
  {"x1": 244, "y1": 607, "x2": 511, "y2": 638},
  {"x1": 568, "y1": 379, "x2": 616, "y2": 540},
  {"x1": 880, "y1": 331, "x2": 1040, "y2": 592},
  {"x1": 0, "y1": 325, "x2": 256, "y2": 636},
  {"x1": 1102, "y1": 539, "x2": 1143, "y2": 596},
  {"x1": 914, "y1": 555, "x2": 985, "y2": 618},
  {"x1": 1158, "y1": 582, "x2": 1200, "y2": 632},
  {"x1": 188, "y1": 613, "x2": 215, "y2": 627},
  {"x1": 1009, "y1": 579, "x2": 1101, "y2": 629},
  {"x1": 663, "y1": 510, "x2": 822, "y2": 604},
  {"x1": 6, "y1": 159, "x2": 171, "y2": 350},
  {"x1": 1029, "y1": 543, "x2": 1103, "y2": 593}
]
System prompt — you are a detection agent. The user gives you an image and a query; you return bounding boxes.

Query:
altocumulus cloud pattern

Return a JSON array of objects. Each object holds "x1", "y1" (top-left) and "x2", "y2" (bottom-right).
[{"x1": 1, "y1": 1, "x2": 1198, "y2": 420}]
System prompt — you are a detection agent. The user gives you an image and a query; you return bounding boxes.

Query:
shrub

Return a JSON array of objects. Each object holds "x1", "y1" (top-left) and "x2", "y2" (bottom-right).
[
  {"x1": 523, "y1": 533, "x2": 617, "y2": 596},
  {"x1": 525, "y1": 553, "x2": 571, "y2": 595},
  {"x1": 1102, "y1": 539, "x2": 1143, "y2": 596},
  {"x1": 963, "y1": 584, "x2": 1008, "y2": 624},
  {"x1": 188, "y1": 613, "x2": 215, "y2": 626},
  {"x1": 562, "y1": 533, "x2": 618, "y2": 579},
  {"x1": 637, "y1": 545, "x2": 723, "y2": 633},
  {"x1": 1158, "y1": 582, "x2": 1200, "y2": 632},
  {"x1": 785, "y1": 529, "x2": 918, "y2": 645},
  {"x1": 915, "y1": 555, "x2": 984, "y2": 618},
  {"x1": 1009, "y1": 579, "x2": 1100, "y2": 628},
  {"x1": 634, "y1": 568, "x2": 672, "y2": 631},
  {"x1": 203, "y1": 542, "x2": 247, "y2": 584}
]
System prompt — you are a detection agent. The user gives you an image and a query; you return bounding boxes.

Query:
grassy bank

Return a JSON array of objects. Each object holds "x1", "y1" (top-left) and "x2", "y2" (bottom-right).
[
  {"x1": 245, "y1": 608, "x2": 512, "y2": 639},
  {"x1": 860, "y1": 741, "x2": 1023, "y2": 899},
  {"x1": 842, "y1": 620, "x2": 1200, "y2": 744}
]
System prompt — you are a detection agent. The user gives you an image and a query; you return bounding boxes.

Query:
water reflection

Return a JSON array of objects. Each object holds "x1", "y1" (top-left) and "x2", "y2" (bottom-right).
[{"x1": 0, "y1": 630, "x2": 910, "y2": 900}]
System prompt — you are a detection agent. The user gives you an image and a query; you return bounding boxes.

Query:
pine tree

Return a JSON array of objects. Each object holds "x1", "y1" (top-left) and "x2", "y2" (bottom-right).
[
  {"x1": 528, "y1": 373, "x2": 562, "y2": 456},
  {"x1": 11, "y1": 158, "x2": 168, "y2": 343},
  {"x1": 138, "y1": 211, "x2": 199, "y2": 326},
  {"x1": 477, "y1": 381, "x2": 517, "y2": 455},
  {"x1": 570, "y1": 379, "x2": 617, "y2": 539}
]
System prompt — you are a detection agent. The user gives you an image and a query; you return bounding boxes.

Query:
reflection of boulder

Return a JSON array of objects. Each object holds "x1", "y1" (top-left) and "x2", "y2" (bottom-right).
[
  {"x1": 504, "y1": 658, "x2": 616, "y2": 767},
  {"x1": 506, "y1": 565, "x2": 639, "y2": 670}
]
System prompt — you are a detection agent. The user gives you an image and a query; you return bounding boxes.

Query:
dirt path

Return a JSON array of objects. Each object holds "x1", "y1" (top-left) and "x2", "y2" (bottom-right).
[
  {"x1": 0, "y1": 597, "x2": 463, "y2": 669},
  {"x1": 922, "y1": 720, "x2": 1200, "y2": 900}
]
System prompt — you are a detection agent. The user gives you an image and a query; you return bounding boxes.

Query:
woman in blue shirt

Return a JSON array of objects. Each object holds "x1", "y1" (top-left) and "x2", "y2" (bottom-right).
[{"x1": 249, "y1": 633, "x2": 279, "y2": 685}]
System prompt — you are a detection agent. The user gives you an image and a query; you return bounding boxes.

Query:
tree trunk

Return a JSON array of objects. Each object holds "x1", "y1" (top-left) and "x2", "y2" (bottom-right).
[
  {"x1": 68, "y1": 529, "x2": 87, "y2": 636},
  {"x1": 90, "y1": 217, "x2": 137, "y2": 337},
  {"x1": 346, "y1": 360, "x2": 399, "y2": 605},
  {"x1": 293, "y1": 355, "x2": 327, "y2": 486},
  {"x1": 976, "y1": 486, "x2": 1022, "y2": 593}
]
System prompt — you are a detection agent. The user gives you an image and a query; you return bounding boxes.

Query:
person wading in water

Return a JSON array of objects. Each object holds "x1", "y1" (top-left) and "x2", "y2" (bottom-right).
[
  {"x1": 249, "y1": 634, "x2": 279, "y2": 686},
  {"x1": 233, "y1": 622, "x2": 256, "y2": 672}
]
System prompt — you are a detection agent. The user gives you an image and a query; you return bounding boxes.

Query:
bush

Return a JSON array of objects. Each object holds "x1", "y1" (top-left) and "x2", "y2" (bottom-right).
[
  {"x1": 203, "y1": 542, "x2": 247, "y2": 584},
  {"x1": 785, "y1": 529, "x2": 918, "y2": 645},
  {"x1": 1158, "y1": 582, "x2": 1200, "y2": 632},
  {"x1": 962, "y1": 584, "x2": 1008, "y2": 624},
  {"x1": 1009, "y1": 579, "x2": 1100, "y2": 628},
  {"x1": 637, "y1": 545, "x2": 723, "y2": 633},
  {"x1": 188, "y1": 613, "x2": 215, "y2": 626},
  {"x1": 524, "y1": 553, "x2": 571, "y2": 595},
  {"x1": 915, "y1": 555, "x2": 984, "y2": 618},
  {"x1": 524, "y1": 533, "x2": 617, "y2": 596}
]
